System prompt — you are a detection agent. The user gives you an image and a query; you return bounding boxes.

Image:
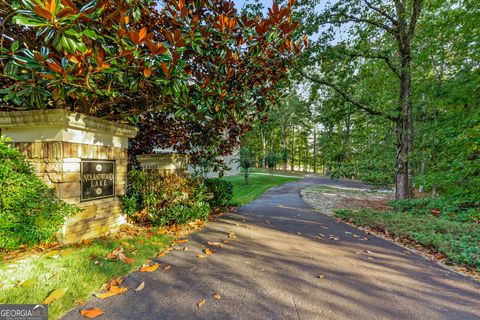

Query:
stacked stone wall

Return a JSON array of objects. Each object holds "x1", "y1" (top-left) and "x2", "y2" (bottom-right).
[
  {"x1": 9, "y1": 141, "x2": 128, "y2": 243},
  {"x1": 1, "y1": 110, "x2": 137, "y2": 244}
]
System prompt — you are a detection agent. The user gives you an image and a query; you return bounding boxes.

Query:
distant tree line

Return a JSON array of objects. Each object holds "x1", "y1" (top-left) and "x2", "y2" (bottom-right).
[{"x1": 245, "y1": 0, "x2": 479, "y2": 207}]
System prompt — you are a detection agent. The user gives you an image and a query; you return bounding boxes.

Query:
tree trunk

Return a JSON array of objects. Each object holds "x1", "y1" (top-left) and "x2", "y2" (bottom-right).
[
  {"x1": 260, "y1": 127, "x2": 267, "y2": 168},
  {"x1": 395, "y1": 45, "x2": 414, "y2": 200},
  {"x1": 313, "y1": 127, "x2": 317, "y2": 173},
  {"x1": 344, "y1": 114, "x2": 351, "y2": 161},
  {"x1": 298, "y1": 137, "x2": 302, "y2": 172},
  {"x1": 395, "y1": 116, "x2": 410, "y2": 200},
  {"x1": 304, "y1": 137, "x2": 308, "y2": 172},
  {"x1": 282, "y1": 125, "x2": 288, "y2": 171},
  {"x1": 418, "y1": 159, "x2": 426, "y2": 193},
  {"x1": 291, "y1": 128, "x2": 295, "y2": 171}
]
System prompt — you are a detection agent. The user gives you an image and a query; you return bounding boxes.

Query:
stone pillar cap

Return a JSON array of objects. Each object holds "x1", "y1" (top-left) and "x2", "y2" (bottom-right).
[{"x1": 0, "y1": 109, "x2": 138, "y2": 138}]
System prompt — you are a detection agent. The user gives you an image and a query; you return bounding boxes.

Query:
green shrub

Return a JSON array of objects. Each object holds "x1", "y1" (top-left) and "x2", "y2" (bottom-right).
[
  {"x1": 0, "y1": 138, "x2": 77, "y2": 250},
  {"x1": 205, "y1": 178, "x2": 233, "y2": 208},
  {"x1": 121, "y1": 169, "x2": 210, "y2": 226},
  {"x1": 336, "y1": 209, "x2": 480, "y2": 271},
  {"x1": 392, "y1": 197, "x2": 480, "y2": 223},
  {"x1": 158, "y1": 202, "x2": 210, "y2": 225}
]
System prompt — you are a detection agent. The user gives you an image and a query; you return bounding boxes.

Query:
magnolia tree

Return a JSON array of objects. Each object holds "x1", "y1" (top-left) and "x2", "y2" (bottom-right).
[{"x1": 0, "y1": 0, "x2": 303, "y2": 167}]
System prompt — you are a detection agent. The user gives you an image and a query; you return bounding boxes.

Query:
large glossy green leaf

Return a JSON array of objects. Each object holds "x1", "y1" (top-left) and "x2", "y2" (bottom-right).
[
  {"x1": 12, "y1": 15, "x2": 49, "y2": 27},
  {"x1": 11, "y1": 41, "x2": 20, "y2": 52},
  {"x1": 80, "y1": 0, "x2": 98, "y2": 13}
]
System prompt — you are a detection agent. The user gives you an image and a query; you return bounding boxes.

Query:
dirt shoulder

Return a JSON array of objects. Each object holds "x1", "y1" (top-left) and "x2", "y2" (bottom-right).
[{"x1": 301, "y1": 185, "x2": 394, "y2": 216}]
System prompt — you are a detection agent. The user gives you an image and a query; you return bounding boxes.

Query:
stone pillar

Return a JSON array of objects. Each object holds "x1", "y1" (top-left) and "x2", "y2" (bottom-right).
[{"x1": 0, "y1": 109, "x2": 137, "y2": 244}]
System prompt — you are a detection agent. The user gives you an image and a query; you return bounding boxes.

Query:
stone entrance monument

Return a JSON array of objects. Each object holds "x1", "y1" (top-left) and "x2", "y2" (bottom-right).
[{"x1": 0, "y1": 109, "x2": 137, "y2": 243}]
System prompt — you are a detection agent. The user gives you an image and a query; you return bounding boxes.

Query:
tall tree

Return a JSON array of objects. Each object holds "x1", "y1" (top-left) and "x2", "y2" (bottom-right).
[
  {"x1": 0, "y1": 0, "x2": 303, "y2": 167},
  {"x1": 296, "y1": 0, "x2": 423, "y2": 199}
]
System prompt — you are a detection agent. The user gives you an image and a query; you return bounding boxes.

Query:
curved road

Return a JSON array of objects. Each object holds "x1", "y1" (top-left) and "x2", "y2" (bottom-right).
[{"x1": 65, "y1": 176, "x2": 480, "y2": 320}]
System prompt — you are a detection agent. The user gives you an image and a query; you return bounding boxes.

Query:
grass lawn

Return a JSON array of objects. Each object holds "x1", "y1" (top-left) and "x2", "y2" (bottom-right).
[
  {"x1": 336, "y1": 209, "x2": 480, "y2": 271},
  {"x1": 225, "y1": 174, "x2": 302, "y2": 206},
  {"x1": 0, "y1": 230, "x2": 172, "y2": 319},
  {"x1": 250, "y1": 167, "x2": 306, "y2": 176}
]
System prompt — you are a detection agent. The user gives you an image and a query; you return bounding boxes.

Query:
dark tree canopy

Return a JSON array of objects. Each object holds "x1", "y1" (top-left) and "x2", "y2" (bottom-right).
[{"x1": 1, "y1": 0, "x2": 303, "y2": 165}]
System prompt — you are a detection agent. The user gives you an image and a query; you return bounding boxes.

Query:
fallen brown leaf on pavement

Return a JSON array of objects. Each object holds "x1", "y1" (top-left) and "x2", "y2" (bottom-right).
[
  {"x1": 197, "y1": 254, "x2": 207, "y2": 259},
  {"x1": 157, "y1": 248, "x2": 173, "y2": 258},
  {"x1": 228, "y1": 232, "x2": 236, "y2": 239},
  {"x1": 175, "y1": 239, "x2": 189, "y2": 244},
  {"x1": 80, "y1": 308, "x2": 105, "y2": 318},
  {"x1": 222, "y1": 240, "x2": 230, "y2": 244},
  {"x1": 139, "y1": 263, "x2": 160, "y2": 272},
  {"x1": 204, "y1": 248, "x2": 213, "y2": 255},
  {"x1": 134, "y1": 281, "x2": 145, "y2": 292},
  {"x1": 96, "y1": 286, "x2": 127, "y2": 299},
  {"x1": 163, "y1": 265, "x2": 172, "y2": 271},
  {"x1": 435, "y1": 253, "x2": 446, "y2": 260},
  {"x1": 197, "y1": 299, "x2": 206, "y2": 308},
  {"x1": 107, "y1": 277, "x2": 123, "y2": 289},
  {"x1": 213, "y1": 293, "x2": 221, "y2": 300},
  {"x1": 207, "y1": 242, "x2": 223, "y2": 248}
]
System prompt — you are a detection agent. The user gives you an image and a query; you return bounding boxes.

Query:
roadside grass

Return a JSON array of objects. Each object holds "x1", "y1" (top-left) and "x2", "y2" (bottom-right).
[
  {"x1": 250, "y1": 167, "x2": 306, "y2": 176},
  {"x1": 306, "y1": 185, "x2": 371, "y2": 195},
  {"x1": 225, "y1": 174, "x2": 301, "y2": 206},
  {"x1": 0, "y1": 231, "x2": 172, "y2": 319},
  {"x1": 336, "y1": 209, "x2": 480, "y2": 271}
]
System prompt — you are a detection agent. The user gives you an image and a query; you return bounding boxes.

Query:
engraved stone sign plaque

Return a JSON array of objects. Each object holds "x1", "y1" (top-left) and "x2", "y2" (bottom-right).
[{"x1": 80, "y1": 160, "x2": 115, "y2": 201}]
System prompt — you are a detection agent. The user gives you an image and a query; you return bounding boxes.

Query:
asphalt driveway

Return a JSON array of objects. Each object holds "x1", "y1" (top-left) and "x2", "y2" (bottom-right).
[{"x1": 64, "y1": 176, "x2": 480, "y2": 320}]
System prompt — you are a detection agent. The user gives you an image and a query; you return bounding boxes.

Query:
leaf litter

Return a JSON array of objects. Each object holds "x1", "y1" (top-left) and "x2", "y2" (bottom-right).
[{"x1": 80, "y1": 308, "x2": 105, "y2": 318}]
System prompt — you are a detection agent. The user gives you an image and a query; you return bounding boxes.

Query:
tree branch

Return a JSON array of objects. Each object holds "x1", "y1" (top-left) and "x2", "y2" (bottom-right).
[
  {"x1": 344, "y1": 51, "x2": 401, "y2": 79},
  {"x1": 294, "y1": 67, "x2": 397, "y2": 122},
  {"x1": 362, "y1": 0, "x2": 398, "y2": 25},
  {"x1": 326, "y1": 13, "x2": 396, "y2": 36},
  {"x1": 408, "y1": 0, "x2": 423, "y2": 38}
]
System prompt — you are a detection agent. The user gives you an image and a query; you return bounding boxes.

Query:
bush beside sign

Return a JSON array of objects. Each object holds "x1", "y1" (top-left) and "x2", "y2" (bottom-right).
[{"x1": 0, "y1": 109, "x2": 138, "y2": 244}]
